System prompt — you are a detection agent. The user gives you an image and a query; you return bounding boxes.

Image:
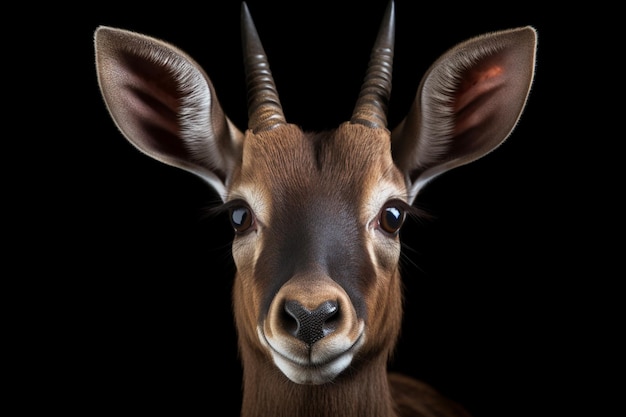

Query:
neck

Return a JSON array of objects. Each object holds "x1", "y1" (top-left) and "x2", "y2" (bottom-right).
[{"x1": 239, "y1": 348, "x2": 397, "y2": 417}]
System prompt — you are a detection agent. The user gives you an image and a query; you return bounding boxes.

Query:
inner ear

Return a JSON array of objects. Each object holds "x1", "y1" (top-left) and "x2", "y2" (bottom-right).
[
  {"x1": 390, "y1": 26, "x2": 537, "y2": 201},
  {"x1": 450, "y1": 53, "x2": 522, "y2": 158}
]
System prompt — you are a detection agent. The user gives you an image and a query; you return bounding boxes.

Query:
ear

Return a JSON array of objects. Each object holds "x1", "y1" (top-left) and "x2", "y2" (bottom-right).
[
  {"x1": 391, "y1": 26, "x2": 537, "y2": 204},
  {"x1": 94, "y1": 26, "x2": 244, "y2": 201}
]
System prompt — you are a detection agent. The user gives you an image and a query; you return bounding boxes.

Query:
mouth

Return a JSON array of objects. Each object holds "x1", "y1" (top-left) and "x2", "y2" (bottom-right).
[{"x1": 257, "y1": 323, "x2": 365, "y2": 385}]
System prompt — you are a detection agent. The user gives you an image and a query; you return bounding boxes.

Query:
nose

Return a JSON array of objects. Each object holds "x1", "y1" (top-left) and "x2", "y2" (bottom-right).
[{"x1": 284, "y1": 300, "x2": 338, "y2": 345}]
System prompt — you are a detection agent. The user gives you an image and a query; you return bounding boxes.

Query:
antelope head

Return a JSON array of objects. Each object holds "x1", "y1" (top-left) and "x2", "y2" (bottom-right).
[{"x1": 95, "y1": 1, "x2": 536, "y2": 414}]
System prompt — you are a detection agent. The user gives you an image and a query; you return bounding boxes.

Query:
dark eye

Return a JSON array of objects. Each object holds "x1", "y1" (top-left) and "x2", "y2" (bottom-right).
[
  {"x1": 229, "y1": 205, "x2": 255, "y2": 234},
  {"x1": 379, "y1": 202, "x2": 407, "y2": 235}
]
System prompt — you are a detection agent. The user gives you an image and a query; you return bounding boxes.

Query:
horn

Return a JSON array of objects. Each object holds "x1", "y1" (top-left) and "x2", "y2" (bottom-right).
[
  {"x1": 350, "y1": 0, "x2": 395, "y2": 129},
  {"x1": 241, "y1": 2, "x2": 286, "y2": 133}
]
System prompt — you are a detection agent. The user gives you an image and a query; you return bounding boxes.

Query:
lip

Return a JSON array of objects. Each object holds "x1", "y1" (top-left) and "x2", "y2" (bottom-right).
[{"x1": 258, "y1": 325, "x2": 365, "y2": 384}]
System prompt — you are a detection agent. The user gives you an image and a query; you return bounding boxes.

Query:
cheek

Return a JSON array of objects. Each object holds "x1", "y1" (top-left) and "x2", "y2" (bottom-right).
[
  {"x1": 232, "y1": 237, "x2": 264, "y2": 326},
  {"x1": 361, "y1": 235, "x2": 404, "y2": 347},
  {"x1": 369, "y1": 233, "x2": 402, "y2": 275},
  {"x1": 232, "y1": 237, "x2": 256, "y2": 274}
]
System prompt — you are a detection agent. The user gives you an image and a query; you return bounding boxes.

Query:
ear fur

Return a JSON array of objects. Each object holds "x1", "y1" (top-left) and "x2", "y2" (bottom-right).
[
  {"x1": 391, "y1": 26, "x2": 537, "y2": 203},
  {"x1": 94, "y1": 26, "x2": 244, "y2": 201}
]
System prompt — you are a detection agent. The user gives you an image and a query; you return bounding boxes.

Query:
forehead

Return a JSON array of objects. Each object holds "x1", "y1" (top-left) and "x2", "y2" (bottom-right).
[{"x1": 231, "y1": 122, "x2": 405, "y2": 207}]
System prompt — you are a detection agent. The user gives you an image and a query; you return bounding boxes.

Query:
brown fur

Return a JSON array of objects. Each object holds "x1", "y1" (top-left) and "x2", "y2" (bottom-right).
[
  {"x1": 389, "y1": 373, "x2": 473, "y2": 417},
  {"x1": 230, "y1": 124, "x2": 468, "y2": 417}
]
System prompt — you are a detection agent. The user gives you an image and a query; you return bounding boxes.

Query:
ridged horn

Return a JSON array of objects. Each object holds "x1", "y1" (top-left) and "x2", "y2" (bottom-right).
[
  {"x1": 241, "y1": 2, "x2": 286, "y2": 133},
  {"x1": 350, "y1": 0, "x2": 395, "y2": 129}
]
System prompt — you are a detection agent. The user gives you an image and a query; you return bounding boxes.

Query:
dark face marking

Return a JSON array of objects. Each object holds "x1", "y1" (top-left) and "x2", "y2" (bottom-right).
[
  {"x1": 256, "y1": 187, "x2": 374, "y2": 320},
  {"x1": 230, "y1": 123, "x2": 404, "y2": 328}
]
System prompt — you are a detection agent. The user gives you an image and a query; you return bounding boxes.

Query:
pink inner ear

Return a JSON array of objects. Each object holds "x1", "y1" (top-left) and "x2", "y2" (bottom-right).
[
  {"x1": 455, "y1": 65, "x2": 504, "y2": 109},
  {"x1": 453, "y1": 58, "x2": 508, "y2": 137}
]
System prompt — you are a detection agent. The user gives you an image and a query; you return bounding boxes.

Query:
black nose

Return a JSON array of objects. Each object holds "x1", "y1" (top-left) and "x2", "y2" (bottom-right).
[{"x1": 284, "y1": 300, "x2": 338, "y2": 345}]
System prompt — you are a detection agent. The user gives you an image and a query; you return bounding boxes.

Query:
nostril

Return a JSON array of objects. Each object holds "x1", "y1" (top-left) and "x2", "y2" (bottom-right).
[{"x1": 284, "y1": 300, "x2": 338, "y2": 345}]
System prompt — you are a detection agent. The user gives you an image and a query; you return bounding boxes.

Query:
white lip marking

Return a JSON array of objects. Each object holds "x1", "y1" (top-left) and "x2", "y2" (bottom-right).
[{"x1": 257, "y1": 322, "x2": 365, "y2": 385}]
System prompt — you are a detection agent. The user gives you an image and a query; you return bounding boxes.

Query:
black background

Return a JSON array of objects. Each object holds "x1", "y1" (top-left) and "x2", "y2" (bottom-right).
[{"x1": 22, "y1": 1, "x2": 606, "y2": 416}]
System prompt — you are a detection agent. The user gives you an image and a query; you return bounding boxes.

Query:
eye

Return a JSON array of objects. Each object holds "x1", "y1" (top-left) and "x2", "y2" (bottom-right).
[
  {"x1": 229, "y1": 205, "x2": 255, "y2": 234},
  {"x1": 378, "y1": 201, "x2": 407, "y2": 236}
]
